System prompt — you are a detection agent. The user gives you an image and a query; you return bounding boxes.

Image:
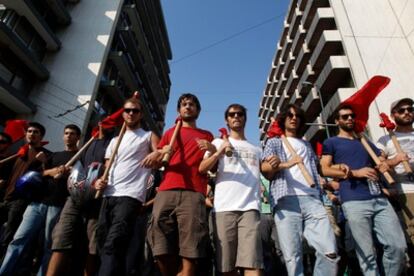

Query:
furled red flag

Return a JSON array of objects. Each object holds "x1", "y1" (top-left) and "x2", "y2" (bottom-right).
[
  {"x1": 266, "y1": 120, "x2": 284, "y2": 138},
  {"x1": 218, "y1": 128, "x2": 228, "y2": 139},
  {"x1": 340, "y1": 75, "x2": 390, "y2": 133},
  {"x1": 16, "y1": 141, "x2": 49, "y2": 157},
  {"x1": 91, "y1": 108, "x2": 124, "y2": 137},
  {"x1": 4, "y1": 120, "x2": 28, "y2": 143},
  {"x1": 91, "y1": 91, "x2": 140, "y2": 137},
  {"x1": 379, "y1": 113, "x2": 396, "y2": 131},
  {"x1": 315, "y1": 142, "x2": 323, "y2": 158}
]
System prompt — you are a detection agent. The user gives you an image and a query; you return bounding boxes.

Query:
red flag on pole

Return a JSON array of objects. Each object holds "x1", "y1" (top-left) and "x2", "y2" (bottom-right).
[
  {"x1": 16, "y1": 141, "x2": 49, "y2": 158},
  {"x1": 91, "y1": 108, "x2": 124, "y2": 137},
  {"x1": 340, "y1": 76, "x2": 390, "y2": 133},
  {"x1": 4, "y1": 120, "x2": 28, "y2": 143},
  {"x1": 266, "y1": 120, "x2": 284, "y2": 138}
]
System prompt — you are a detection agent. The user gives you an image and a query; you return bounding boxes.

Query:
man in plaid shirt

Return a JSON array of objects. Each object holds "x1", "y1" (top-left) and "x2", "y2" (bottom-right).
[{"x1": 261, "y1": 104, "x2": 338, "y2": 276}]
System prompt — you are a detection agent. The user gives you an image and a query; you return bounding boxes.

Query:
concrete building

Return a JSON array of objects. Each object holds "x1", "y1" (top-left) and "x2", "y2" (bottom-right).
[
  {"x1": 259, "y1": 0, "x2": 414, "y2": 145},
  {"x1": 0, "y1": 0, "x2": 172, "y2": 150}
]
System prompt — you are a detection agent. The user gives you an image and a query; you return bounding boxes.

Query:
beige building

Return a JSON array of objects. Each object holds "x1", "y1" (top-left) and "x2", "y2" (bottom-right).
[{"x1": 259, "y1": 0, "x2": 414, "y2": 144}]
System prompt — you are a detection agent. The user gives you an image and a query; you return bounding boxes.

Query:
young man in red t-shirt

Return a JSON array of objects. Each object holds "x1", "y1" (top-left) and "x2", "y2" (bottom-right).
[{"x1": 145, "y1": 93, "x2": 214, "y2": 276}]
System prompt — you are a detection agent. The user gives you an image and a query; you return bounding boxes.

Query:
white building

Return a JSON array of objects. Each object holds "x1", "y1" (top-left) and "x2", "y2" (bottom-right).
[{"x1": 259, "y1": 0, "x2": 414, "y2": 144}]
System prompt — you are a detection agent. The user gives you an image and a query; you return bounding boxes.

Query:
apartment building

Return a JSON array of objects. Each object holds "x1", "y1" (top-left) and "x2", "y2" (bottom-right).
[
  {"x1": 259, "y1": 0, "x2": 414, "y2": 145},
  {"x1": 0, "y1": 0, "x2": 171, "y2": 150}
]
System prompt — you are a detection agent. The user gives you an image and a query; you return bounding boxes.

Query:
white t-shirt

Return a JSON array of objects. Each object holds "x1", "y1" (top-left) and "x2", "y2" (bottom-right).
[
  {"x1": 207, "y1": 137, "x2": 262, "y2": 212},
  {"x1": 104, "y1": 128, "x2": 152, "y2": 202},
  {"x1": 376, "y1": 131, "x2": 414, "y2": 193},
  {"x1": 283, "y1": 137, "x2": 319, "y2": 196}
]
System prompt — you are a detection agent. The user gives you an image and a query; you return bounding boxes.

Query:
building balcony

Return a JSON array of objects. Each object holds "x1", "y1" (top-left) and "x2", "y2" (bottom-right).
[
  {"x1": 298, "y1": 64, "x2": 315, "y2": 96},
  {"x1": 281, "y1": 38, "x2": 293, "y2": 62},
  {"x1": 99, "y1": 79, "x2": 125, "y2": 107},
  {"x1": 279, "y1": 20, "x2": 290, "y2": 48},
  {"x1": 309, "y1": 30, "x2": 343, "y2": 71},
  {"x1": 289, "y1": 88, "x2": 302, "y2": 105},
  {"x1": 282, "y1": 51, "x2": 296, "y2": 79},
  {"x1": 304, "y1": 116, "x2": 325, "y2": 142},
  {"x1": 275, "y1": 58, "x2": 285, "y2": 79},
  {"x1": 298, "y1": 0, "x2": 309, "y2": 11},
  {"x1": 305, "y1": 8, "x2": 336, "y2": 50},
  {"x1": 293, "y1": 43, "x2": 311, "y2": 76},
  {"x1": 109, "y1": 51, "x2": 139, "y2": 92},
  {"x1": 0, "y1": 22, "x2": 49, "y2": 79},
  {"x1": 285, "y1": 69, "x2": 299, "y2": 96},
  {"x1": 302, "y1": 87, "x2": 320, "y2": 116},
  {"x1": 273, "y1": 43, "x2": 282, "y2": 66},
  {"x1": 291, "y1": 24, "x2": 306, "y2": 56},
  {"x1": 286, "y1": 0, "x2": 299, "y2": 23},
  {"x1": 2, "y1": 0, "x2": 61, "y2": 50},
  {"x1": 0, "y1": 76, "x2": 36, "y2": 113},
  {"x1": 302, "y1": 0, "x2": 330, "y2": 29},
  {"x1": 45, "y1": 0, "x2": 71, "y2": 25},
  {"x1": 268, "y1": 66, "x2": 276, "y2": 83},
  {"x1": 287, "y1": 7, "x2": 303, "y2": 40}
]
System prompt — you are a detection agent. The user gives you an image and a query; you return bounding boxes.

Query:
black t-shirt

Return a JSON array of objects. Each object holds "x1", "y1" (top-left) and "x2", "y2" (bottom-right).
[
  {"x1": 41, "y1": 151, "x2": 76, "y2": 207},
  {"x1": 80, "y1": 138, "x2": 111, "y2": 169}
]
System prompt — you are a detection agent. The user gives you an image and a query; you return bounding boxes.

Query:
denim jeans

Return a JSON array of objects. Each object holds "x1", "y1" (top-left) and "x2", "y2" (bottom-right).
[
  {"x1": 0, "y1": 202, "x2": 61, "y2": 276},
  {"x1": 342, "y1": 197, "x2": 406, "y2": 276},
  {"x1": 274, "y1": 195, "x2": 338, "y2": 276}
]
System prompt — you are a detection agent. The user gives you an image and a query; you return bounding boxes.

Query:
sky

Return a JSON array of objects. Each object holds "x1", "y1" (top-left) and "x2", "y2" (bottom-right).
[{"x1": 160, "y1": 0, "x2": 289, "y2": 146}]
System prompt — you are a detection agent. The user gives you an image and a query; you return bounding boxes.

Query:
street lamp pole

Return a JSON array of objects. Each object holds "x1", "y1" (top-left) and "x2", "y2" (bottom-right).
[{"x1": 302, "y1": 81, "x2": 330, "y2": 138}]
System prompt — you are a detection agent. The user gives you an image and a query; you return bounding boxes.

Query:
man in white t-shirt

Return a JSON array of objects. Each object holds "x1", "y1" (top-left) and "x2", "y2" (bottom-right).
[
  {"x1": 200, "y1": 104, "x2": 264, "y2": 275},
  {"x1": 94, "y1": 97, "x2": 159, "y2": 276},
  {"x1": 261, "y1": 104, "x2": 338, "y2": 276},
  {"x1": 376, "y1": 98, "x2": 414, "y2": 262}
]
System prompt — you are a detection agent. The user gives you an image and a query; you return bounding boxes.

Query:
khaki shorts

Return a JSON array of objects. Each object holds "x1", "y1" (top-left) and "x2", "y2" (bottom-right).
[
  {"x1": 212, "y1": 210, "x2": 263, "y2": 272},
  {"x1": 147, "y1": 190, "x2": 209, "y2": 258},
  {"x1": 52, "y1": 197, "x2": 100, "y2": 255}
]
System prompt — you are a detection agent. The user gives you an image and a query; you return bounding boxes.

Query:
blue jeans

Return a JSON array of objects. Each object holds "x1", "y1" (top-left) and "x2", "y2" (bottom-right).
[
  {"x1": 274, "y1": 195, "x2": 338, "y2": 276},
  {"x1": 342, "y1": 197, "x2": 406, "y2": 276},
  {"x1": 0, "y1": 202, "x2": 61, "y2": 276}
]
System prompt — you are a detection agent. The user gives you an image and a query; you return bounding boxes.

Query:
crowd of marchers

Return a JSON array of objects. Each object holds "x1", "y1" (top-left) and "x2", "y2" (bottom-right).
[{"x1": 0, "y1": 93, "x2": 413, "y2": 276}]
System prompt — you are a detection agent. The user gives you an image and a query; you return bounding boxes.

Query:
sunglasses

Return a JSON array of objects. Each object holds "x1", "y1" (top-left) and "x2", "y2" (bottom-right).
[
  {"x1": 124, "y1": 108, "x2": 141, "y2": 114},
  {"x1": 228, "y1": 111, "x2": 245, "y2": 118},
  {"x1": 394, "y1": 106, "x2": 414, "y2": 114},
  {"x1": 287, "y1": 112, "x2": 301, "y2": 119},
  {"x1": 340, "y1": 113, "x2": 356, "y2": 120}
]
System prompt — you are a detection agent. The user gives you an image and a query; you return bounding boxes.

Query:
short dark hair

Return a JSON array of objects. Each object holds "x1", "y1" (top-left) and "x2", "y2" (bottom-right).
[
  {"x1": 224, "y1": 104, "x2": 247, "y2": 120},
  {"x1": 276, "y1": 104, "x2": 306, "y2": 134},
  {"x1": 64, "y1": 124, "x2": 81, "y2": 136},
  {"x1": 27, "y1": 122, "x2": 46, "y2": 137},
  {"x1": 124, "y1": 97, "x2": 143, "y2": 110},
  {"x1": 333, "y1": 104, "x2": 354, "y2": 120},
  {"x1": 177, "y1": 93, "x2": 201, "y2": 112},
  {"x1": 0, "y1": 132, "x2": 12, "y2": 144}
]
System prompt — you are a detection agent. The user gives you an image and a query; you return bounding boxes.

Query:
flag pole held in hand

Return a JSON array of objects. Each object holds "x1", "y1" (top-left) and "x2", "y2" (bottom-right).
[
  {"x1": 161, "y1": 118, "x2": 182, "y2": 167},
  {"x1": 267, "y1": 118, "x2": 315, "y2": 187},
  {"x1": 219, "y1": 128, "x2": 233, "y2": 157}
]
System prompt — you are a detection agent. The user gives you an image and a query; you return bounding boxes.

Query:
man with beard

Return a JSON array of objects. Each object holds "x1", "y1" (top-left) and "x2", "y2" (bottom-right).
[
  {"x1": 199, "y1": 104, "x2": 263, "y2": 275},
  {"x1": 146, "y1": 93, "x2": 214, "y2": 276},
  {"x1": 0, "y1": 124, "x2": 80, "y2": 275},
  {"x1": 376, "y1": 98, "x2": 414, "y2": 267},
  {"x1": 320, "y1": 104, "x2": 407, "y2": 275},
  {"x1": 0, "y1": 122, "x2": 49, "y2": 259},
  {"x1": 93, "y1": 97, "x2": 159, "y2": 276},
  {"x1": 261, "y1": 104, "x2": 338, "y2": 276}
]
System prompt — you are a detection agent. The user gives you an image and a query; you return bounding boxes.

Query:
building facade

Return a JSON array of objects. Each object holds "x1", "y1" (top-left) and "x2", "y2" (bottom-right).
[
  {"x1": 259, "y1": 0, "x2": 414, "y2": 144},
  {"x1": 0, "y1": 0, "x2": 172, "y2": 150}
]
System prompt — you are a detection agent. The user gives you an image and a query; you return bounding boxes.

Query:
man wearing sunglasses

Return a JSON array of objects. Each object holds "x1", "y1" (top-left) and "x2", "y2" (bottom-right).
[
  {"x1": 376, "y1": 98, "x2": 414, "y2": 267},
  {"x1": 93, "y1": 97, "x2": 160, "y2": 276},
  {"x1": 320, "y1": 104, "x2": 406, "y2": 276},
  {"x1": 261, "y1": 104, "x2": 338, "y2": 276},
  {"x1": 199, "y1": 104, "x2": 263, "y2": 275}
]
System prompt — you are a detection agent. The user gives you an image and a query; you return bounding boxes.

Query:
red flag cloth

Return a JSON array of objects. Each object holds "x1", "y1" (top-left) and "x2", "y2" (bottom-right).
[
  {"x1": 17, "y1": 141, "x2": 49, "y2": 157},
  {"x1": 340, "y1": 76, "x2": 390, "y2": 133},
  {"x1": 315, "y1": 142, "x2": 323, "y2": 158},
  {"x1": 218, "y1": 128, "x2": 228, "y2": 139},
  {"x1": 266, "y1": 120, "x2": 284, "y2": 138},
  {"x1": 91, "y1": 108, "x2": 124, "y2": 137},
  {"x1": 4, "y1": 120, "x2": 28, "y2": 143},
  {"x1": 379, "y1": 113, "x2": 396, "y2": 131}
]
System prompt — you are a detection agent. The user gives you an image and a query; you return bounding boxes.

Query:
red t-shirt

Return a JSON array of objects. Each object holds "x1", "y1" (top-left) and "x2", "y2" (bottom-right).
[{"x1": 158, "y1": 126, "x2": 213, "y2": 195}]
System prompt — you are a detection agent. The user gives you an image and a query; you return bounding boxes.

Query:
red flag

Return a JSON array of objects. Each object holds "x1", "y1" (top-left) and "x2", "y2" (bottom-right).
[
  {"x1": 4, "y1": 120, "x2": 28, "y2": 143},
  {"x1": 340, "y1": 76, "x2": 390, "y2": 133},
  {"x1": 91, "y1": 108, "x2": 124, "y2": 137},
  {"x1": 218, "y1": 128, "x2": 228, "y2": 139},
  {"x1": 17, "y1": 141, "x2": 49, "y2": 157},
  {"x1": 266, "y1": 120, "x2": 284, "y2": 138},
  {"x1": 315, "y1": 142, "x2": 323, "y2": 158},
  {"x1": 379, "y1": 113, "x2": 396, "y2": 131}
]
